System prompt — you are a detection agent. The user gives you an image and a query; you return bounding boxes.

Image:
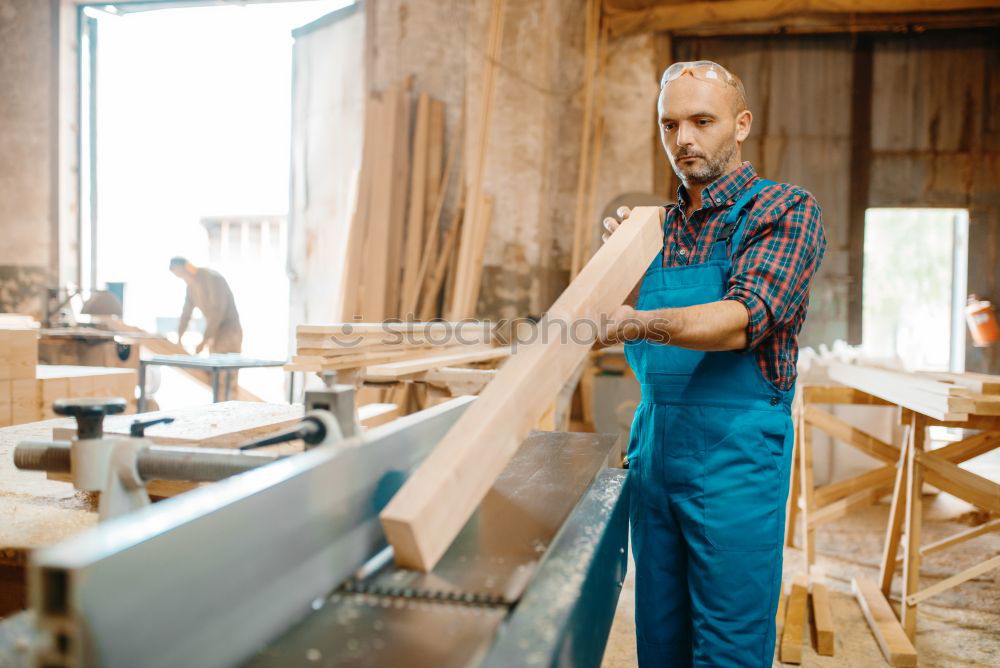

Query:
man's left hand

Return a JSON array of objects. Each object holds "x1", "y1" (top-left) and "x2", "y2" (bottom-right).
[
  {"x1": 195, "y1": 339, "x2": 208, "y2": 354},
  {"x1": 597, "y1": 305, "x2": 647, "y2": 348}
]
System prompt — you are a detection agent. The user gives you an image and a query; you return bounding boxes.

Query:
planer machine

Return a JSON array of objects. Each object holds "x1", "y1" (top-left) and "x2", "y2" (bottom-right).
[{"x1": 0, "y1": 386, "x2": 629, "y2": 668}]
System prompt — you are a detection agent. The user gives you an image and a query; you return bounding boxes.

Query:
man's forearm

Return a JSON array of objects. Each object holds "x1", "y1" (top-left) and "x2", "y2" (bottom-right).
[{"x1": 640, "y1": 300, "x2": 748, "y2": 351}]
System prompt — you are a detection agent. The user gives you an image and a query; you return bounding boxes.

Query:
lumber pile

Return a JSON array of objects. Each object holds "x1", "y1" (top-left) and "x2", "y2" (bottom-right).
[
  {"x1": 827, "y1": 362, "x2": 1000, "y2": 421},
  {"x1": 340, "y1": 78, "x2": 464, "y2": 322},
  {"x1": 36, "y1": 365, "x2": 137, "y2": 419},
  {"x1": 0, "y1": 324, "x2": 136, "y2": 426},
  {"x1": 287, "y1": 322, "x2": 507, "y2": 376},
  {"x1": 0, "y1": 322, "x2": 39, "y2": 427},
  {"x1": 379, "y1": 206, "x2": 663, "y2": 571}
]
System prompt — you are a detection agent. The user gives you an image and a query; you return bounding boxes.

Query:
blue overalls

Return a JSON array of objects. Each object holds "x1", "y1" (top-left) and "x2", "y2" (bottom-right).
[{"x1": 624, "y1": 179, "x2": 795, "y2": 666}]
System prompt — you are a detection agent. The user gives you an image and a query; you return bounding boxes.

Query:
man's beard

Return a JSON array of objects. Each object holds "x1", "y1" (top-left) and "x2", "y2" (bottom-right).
[{"x1": 670, "y1": 140, "x2": 737, "y2": 185}]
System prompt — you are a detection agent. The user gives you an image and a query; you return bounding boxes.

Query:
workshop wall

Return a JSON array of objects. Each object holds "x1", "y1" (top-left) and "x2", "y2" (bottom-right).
[
  {"x1": 0, "y1": 0, "x2": 56, "y2": 317},
  {"x1": 365, "y1": 0, "x2": 655, "y2": 320}
]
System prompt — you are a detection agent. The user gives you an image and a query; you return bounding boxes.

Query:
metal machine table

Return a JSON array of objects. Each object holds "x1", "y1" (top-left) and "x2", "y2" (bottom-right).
[{"x1": 138, "y1": 354, "x2": 285, "y2": 410}]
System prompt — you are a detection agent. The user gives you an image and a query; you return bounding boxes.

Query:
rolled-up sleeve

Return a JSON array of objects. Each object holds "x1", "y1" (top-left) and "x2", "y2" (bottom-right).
[{"x1": 723, "y1": 188, "x2": 826, "y2": 351}]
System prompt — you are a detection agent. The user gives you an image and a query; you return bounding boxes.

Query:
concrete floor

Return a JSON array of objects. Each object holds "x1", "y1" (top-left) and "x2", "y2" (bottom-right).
[{"x1": 602, "y1": 487, "x2": 1000, "y2": 667}]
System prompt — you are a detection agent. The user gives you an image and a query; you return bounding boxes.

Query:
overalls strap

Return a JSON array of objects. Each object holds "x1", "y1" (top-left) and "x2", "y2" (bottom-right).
[{"x1": 713, "y1": 178, "x2": 775, "y2": 259}]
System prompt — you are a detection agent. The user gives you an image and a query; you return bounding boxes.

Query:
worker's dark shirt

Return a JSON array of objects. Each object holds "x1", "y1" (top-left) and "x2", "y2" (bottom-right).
[{"x1": 663, "y1": 161, "x2": 826, "y2": 390}]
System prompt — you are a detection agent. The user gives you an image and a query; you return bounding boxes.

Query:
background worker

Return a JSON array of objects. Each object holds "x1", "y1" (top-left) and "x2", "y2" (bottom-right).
[
  {"x1": 169, "y1": 256, "x2": 243, "y2": 355},
  {"x1": 601, "y1": 60, "x2": 827, "y2": 666}
]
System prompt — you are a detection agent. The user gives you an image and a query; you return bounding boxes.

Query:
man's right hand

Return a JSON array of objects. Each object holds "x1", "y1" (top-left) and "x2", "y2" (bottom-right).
[{"x1": 602, "y1": 206, "x2": 631, "y2": 244}]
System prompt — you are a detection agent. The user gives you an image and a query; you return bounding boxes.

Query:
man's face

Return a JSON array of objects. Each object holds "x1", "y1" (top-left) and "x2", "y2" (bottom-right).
[{"x1": 657, "y1": 75, "x2": 751, "y2": 186}]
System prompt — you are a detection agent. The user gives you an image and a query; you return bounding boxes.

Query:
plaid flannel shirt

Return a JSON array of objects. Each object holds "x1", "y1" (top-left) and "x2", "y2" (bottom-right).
[{"x1": 661, "y1": 161, "x2": 826, "y2": 390}]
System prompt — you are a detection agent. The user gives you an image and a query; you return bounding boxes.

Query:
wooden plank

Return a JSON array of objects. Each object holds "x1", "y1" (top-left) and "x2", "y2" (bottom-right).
[
  {"x1": 901, "y1": 414, "x2": 926, "y2": 638},
  {"x1": 0, "y1": 328, "x2": 37, "y2": 381},
  {"x1": 879, "y1": 417, "x2": 911, "y2": 595},
  {"x1": 570, "y1": 0, "x2": 601, "y2": 279},
  {"x1": 896, "y1": 518, "x2": 1000, "y2": 568},
  {"x1": 401, "y1": 92, "x2": 431, "y2": 317},
  {"x1": 827, "y1": 363, "x2": 968, "y2": 421},
  {"x1": 933, "y1": 430, "x2": 1000, "y2": 463},
  {"x1": 10, "y1": 380, "x2": 39, "y2": 425},
  {"x1": 362, "y1": 87, "x2": 398, "y2": 320},
  {"x1": 388, "y1": 77, "x2": 414, "y2": 317},
  {"x1": 462, "y1": 194, "x2": 495, "y2": 317},
  {"x1": 813, "y1": 465, "x2": 896, "y2": 507},
  {"x1": 380, "y1": 206, "x2": 663, "y2": 571},
  {"x1": 804, "y1": 405, "x2": 899, "y2": 465},
  {"x1": 906, "y1": 554, "x2": 1000, "y2": 606},
  {"x1": 917, "y1": 450, "x2": 1000, "y2": 513},
  {"x1": 339, "y1": 96, "x2": 379, "y2": 320},
  {"x1": 808, "y1": 485, "x2": 886, "y2": 526},
  {"x1": 363, "y1": 347, "x2": 509, "y2": 382},
  {"x1": 780, "y1": 575, "x2": 808, "y2": 664},
  {"x1": 802, "y1": 384, "x2": 892, "y2": 405},
  {"x1": 922, "y1": 370, "x2": 1000, "y2": 395},
  {"x1": 424, "y1": 98, "x2": 445, "y2": 261},
  {"x1": 420, "y1": 191, "x2": 465, "y2": 320},
  {"x1": 416, "y1": 104, "x2": 463, "y2": 321},
  {"x1": 359, "y1": 402, "x2": 399, "y2": 428},
  {"x1": 811, "y1": 582, "x2": 835, "y2": 656},
  {"x1": 852, "y1": 577, "x2": 918, "y2": 667},
  {"x1": 800, "y1": 410, "x2": 817, "y2": 568},
  {"x1": 450, "y1": 0, "x2": 505, "y2": 320}
]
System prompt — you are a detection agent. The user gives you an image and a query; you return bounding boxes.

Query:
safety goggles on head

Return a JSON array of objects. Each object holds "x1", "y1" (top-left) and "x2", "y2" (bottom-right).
[{"x1": 660, "y1": 60, "x2": 737, "y2": 89}]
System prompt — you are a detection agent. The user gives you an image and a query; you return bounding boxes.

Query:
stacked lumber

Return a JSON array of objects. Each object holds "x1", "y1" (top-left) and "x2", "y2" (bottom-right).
[
  {"x1": 341, "y1": 77, "x2": 464, "y2": 322},
  {"x1": 827, "y1": 362, "x2": 1000, "y2": 421},
  {"x1": 36, "y1": 365, "x2": 137, "y2": 419},
  {"x1": 287, "y1": 322, "x2": 506, "y2": 376},
  {"x1": 0, "y1": 322, "x2": 39, "y2": 427}
]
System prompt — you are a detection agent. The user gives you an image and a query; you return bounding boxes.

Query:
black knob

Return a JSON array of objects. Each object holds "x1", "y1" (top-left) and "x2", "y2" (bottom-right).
[{"x1": 53, "y1": 398, "x2": 127, "y2": 440}]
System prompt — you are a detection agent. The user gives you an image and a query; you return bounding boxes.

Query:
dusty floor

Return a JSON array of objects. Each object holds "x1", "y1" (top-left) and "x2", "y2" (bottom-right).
[{"x1": 602, "y1": 478, "x2": 1000, "y2": 667}]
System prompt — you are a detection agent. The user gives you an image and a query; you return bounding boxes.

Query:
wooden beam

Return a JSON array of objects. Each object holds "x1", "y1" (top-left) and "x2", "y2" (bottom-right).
[
  {"x1": 401, "y1": 92, "x2": 431, "y2": 318},
  {"x1": 852, "y1": 577, "x2": 917, "y2": 667},
  {"x1": 363, "y1": 347, "x2": 509, "y2": 382},
  {"x1": 340, "y1": 96, "x2": 378, "y2": 320},
  {"x1": 779, "y1": 575, "x2": 808, "y2": 664},
  {"x1": 896, "y1": 518, "x2": 1000, "y2": 568},
  {"x1": 804, "y1": 405, "x2": 899, "y2": 465},
  {"x1": 906, "y1": 554, "x2": 1000, "y2": 606},
  {"x1": 379, "y1": 206, "x2": 663, "y2": 571},
  {"x1": 801, "y1": 384, "x2": 892, "y2": 405},
  {"x1": 813, "y1": 465, "x2": 895, "y2": 507},
  {"x1": 450, "y1": 0, "x2": 505, "y2": 320},
  {"x1": 604, "y1": 0, "x2": 1000, "y2": 38},
  {"x1": 879, "y1": 417, "x2": 912, "y2": 595},
  {"x1": 917, "y1": 450, "x2": 1000, "y2": 513},
  {"x1": 826, "y1": 363, "x2": 969, "y2": 421},
  {"x1": 901, "y1": 414, "x2": 926, "y2": 638},
  {"x1": 811, "y1": 582, "x2": 835, "y2": 656}
]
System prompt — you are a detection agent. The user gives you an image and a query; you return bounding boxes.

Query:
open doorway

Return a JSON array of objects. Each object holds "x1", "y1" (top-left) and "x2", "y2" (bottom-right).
[
  {"x1": 861, "y1": 208, "x2": 969, "y2": 372},
  {"x1": 79, "y1": 0, "x2": 348, "y2": 406}
]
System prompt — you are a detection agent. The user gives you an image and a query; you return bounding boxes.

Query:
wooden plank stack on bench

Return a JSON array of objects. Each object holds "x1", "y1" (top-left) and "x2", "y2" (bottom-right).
[{"x1": 286, "y1": 322, "x2": 505, "y2": 376}]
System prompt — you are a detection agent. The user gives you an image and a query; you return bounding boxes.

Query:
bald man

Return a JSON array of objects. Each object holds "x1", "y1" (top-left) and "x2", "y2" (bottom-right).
[{"x1": 601, "y1": 61, "x2": 826, "y2": 665}]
